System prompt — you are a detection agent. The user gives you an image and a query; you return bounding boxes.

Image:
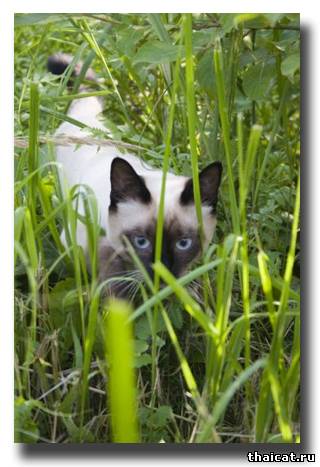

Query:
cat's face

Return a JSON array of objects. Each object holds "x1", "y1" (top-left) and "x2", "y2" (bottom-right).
[{"x1": 107, "y1": 157, "x2": 222, "y2": 279}]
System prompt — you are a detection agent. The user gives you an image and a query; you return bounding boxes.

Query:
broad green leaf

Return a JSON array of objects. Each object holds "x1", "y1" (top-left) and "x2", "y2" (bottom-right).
[
  {"x1": 116, "y1": 29, "x2": 144, "y2": 57},
  {"x1": 134, "y1": 339, "x2": 149, "y2": 355},
  {"x1": 263, "y1": 14, "x2": 288, "y2": 26},
  {"x1": 14, "y1": 13, "x2": 63, "y2": 26},
  {"x1": 219, "y1": 14, "x2": 236, "y2": 34},
  {"x1": 192, "y1": 30, "x2": 216, "y2": 50},
  {"x1": 134, "y1": 41, "x2": 183, "y2": 64},
  {"x1": 134, "y1": 354, "x2": 153, "y2": 368},
  {"x1": 243, "y1": 61, "x2": 276, "y2": 101},
  {"x1": 219, "y1": 13, "x2": 267, "y2": 33},
  {"x1": 197, "y1": 50, "x2": 216, "y2": 98},
  {"x1": 281, "y1": 53, "x2": 300, "y2": 79},
  {"x1": 151, "y1": 406, "x2": 172, "y2": 426}
]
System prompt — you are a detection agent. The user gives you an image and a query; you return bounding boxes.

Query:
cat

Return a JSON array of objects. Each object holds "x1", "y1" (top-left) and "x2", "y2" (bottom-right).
[{"x1": 48, "y1": 53, "x2": 222, "y2": 298}]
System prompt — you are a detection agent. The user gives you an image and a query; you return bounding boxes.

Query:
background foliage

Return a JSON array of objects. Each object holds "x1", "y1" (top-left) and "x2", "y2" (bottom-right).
[{"x1": 14, "y1": 13, "x2": 300, "y2": 443}]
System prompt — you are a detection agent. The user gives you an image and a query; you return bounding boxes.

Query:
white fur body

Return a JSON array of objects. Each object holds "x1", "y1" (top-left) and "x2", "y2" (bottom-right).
[{"x1": 55, "y1": 96, "x2": 215, "y2": 251}]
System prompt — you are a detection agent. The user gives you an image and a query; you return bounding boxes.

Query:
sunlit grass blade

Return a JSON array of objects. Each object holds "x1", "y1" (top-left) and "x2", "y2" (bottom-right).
[
  {"x1": 80, "y1": 283, "x2": 103, "y2": 431},
  {"x1": 105, "y1": 299, "x2": 140, "y2": 443},
  {"x1": 43, "y1": 89, "x2": 112, "y2": 102},
  {"x1": 208, "y1": 235, "x2": 240, "y2": 404},
  {"x1": 257, "y1": 250, "x2": 276, "y2": 328},
  {"x1": 254, "y1": 371, "x2": 274, "y2": 442},
  {"x1": 184, "y1": 14, "x2": 204, "y2": 241},
  {"x1": 40, "y1": 105, "x2": 101, "y2": 132},
  {"x1": 27, "y1": 82, "x2": 40, "y2": 227},
  {"x1": 154, "y1": 56, "x2": 180, "y2": 288},
  {"x1": 14, "y1": 207, "x2": 26, "y2": 267},
  {"x1": 284, "y1": 313, "x2": 300, "y2": 420},
  {"x1": 153, "y1": 261, "x2": 218, "y2": 338},
  {"x1": 236, "y1": 260, "x2": 300, "y2": 302},
  {"x1": 62, "y1": 186, "x2": 89, "y2": 340},
  {"x1": 269, "y1": 172, "x2": 300, "y2": 367},
  {"x1": 238, "y1": 118, "x2": 262, "y2": 417},
  {"x1": 268, "y1": 172, "x2": 300, "y2": 440},
  {"x1": 55, "y1": 43, "x2": 87, "y2": 98},
  {"x1": 147, "y1": 13, "x2": 172, "y2": 85},
  {"x1": 268, "y1": 367, "x2": 293, "y2": 442},
  {"x1": 81, "y1": 186, "x2": 100, "y2": 283},
  {"x1": 284, "y1": 344, "x2": 300, "y2": 419},
  {"x1": 161, "y1": 309, "x2": 200, "y2": 400},
  {"x1": 213, "y1": 41, "x2": 239, "y2": 233},
  {"x1": 37, "y1": 178, "x2": 65, "y2": 253}
]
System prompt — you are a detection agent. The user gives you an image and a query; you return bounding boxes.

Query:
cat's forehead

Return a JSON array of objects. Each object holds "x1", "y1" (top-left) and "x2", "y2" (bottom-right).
[
  {"x1": 114, "y1": 195, "x2": 214, "y2": 237},
  {"x1": 143, "y1": 173, "x2": 188, "y2": 209}
]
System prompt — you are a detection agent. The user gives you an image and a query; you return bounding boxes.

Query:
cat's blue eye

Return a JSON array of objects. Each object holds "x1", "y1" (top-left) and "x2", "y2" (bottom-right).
[
  {"x1": 133, "y1": 235, "x2": 150, "y2": 249},
  {"x1": 176, "y1": 238, "x2": 193, "y2": 251}
]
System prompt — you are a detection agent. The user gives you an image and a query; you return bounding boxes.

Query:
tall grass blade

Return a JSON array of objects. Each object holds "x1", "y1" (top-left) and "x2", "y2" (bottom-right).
[
  {"x1": 213, "y1": 41, "x2": 239, "y2": 232},
  {"x1": 153, "y1": 261, "x2": 218, "y2": 338},
  {"x1": 184, "y1": 14, "x2": 204, "y2": 241},
  {"x1": 154, "y1": 57, "x2": 180, "y2": 288},
  {"x1": 80, "y1": 284, "x2": 103, "y2": 431},
  {"x1": 28, "y1": 82, "x2": 40, "y2": 225},
  {"x1": 105, "y1": 299, "x2": 140, "y2": 443}
]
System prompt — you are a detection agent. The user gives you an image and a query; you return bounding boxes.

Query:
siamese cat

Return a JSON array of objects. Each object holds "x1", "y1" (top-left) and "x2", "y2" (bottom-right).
[{"x1": 48, "y1": 54, "x2": 222, "y2": 298}]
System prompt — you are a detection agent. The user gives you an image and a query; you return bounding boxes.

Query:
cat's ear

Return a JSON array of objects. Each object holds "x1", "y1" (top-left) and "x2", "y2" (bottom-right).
[
  {"x1": 110, "y1": 157, "x2": 151, "y2": 210},
  {"x1": 180, "y1": 161, "x2": 222, "y2": 212}
]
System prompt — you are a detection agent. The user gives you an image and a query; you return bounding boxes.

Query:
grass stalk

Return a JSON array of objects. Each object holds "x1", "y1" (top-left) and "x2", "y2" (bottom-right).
[
  {"x1": 213, "y1": 40, "x2": 239, "y2": 233},
  {"x1": 237, "y1": 116, "x2": 262, "y2": 420},
  {"x1": 79, "y1": 284, "x2": 103, "y2": 433},
  {"x1": 153, "y1": 58, "x2": 180, "y2": 286},
  {"x1": 105, "y1": 299, "x2": 140, "y2": 443},
  {"x1": 28, "y1": 83, "x2": 40, "y2": 226},
  {"x1": 209, "y1": 236, "x2": 240, "y2": 404},
  {"x1": 183, "y1": 14, "x2": 204, "y2": 241}
]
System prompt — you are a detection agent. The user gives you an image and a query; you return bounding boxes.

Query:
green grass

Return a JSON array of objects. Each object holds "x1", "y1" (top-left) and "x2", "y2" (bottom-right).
[
  {"x1": 105, "y1": 299, "x2": 140, "y2": 442},
  {"x1": 14, "y1": 13, "x2": 300, "y2": 443}
]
